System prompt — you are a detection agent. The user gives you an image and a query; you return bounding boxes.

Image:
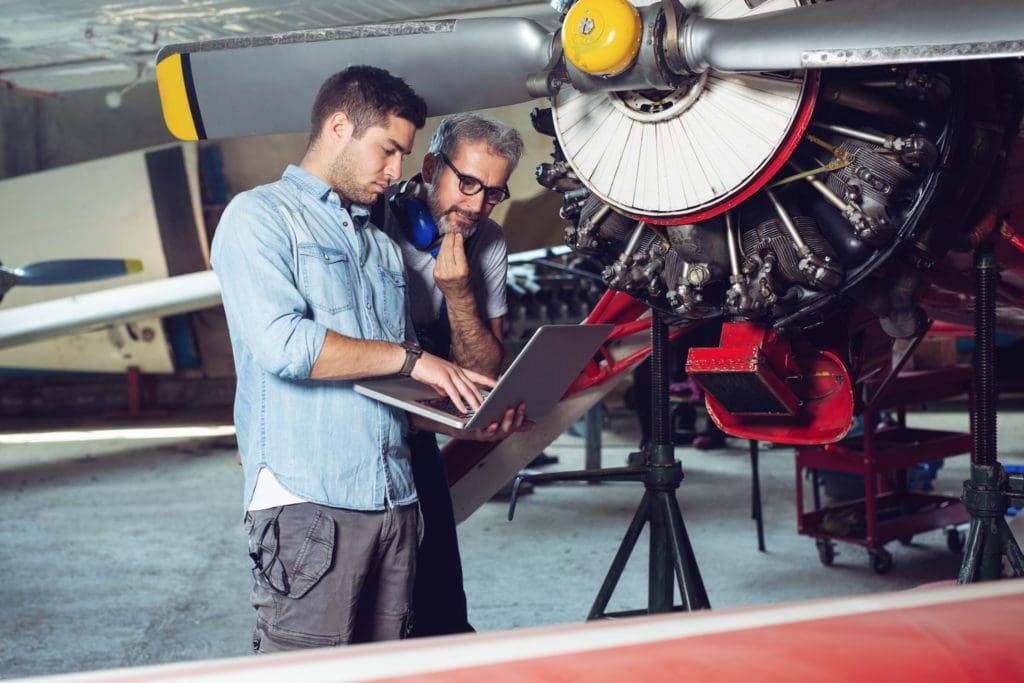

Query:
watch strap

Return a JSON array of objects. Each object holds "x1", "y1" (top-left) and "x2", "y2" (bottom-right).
[{"x1": 398, "y1": 341, "x2": 422, "y2": 377}]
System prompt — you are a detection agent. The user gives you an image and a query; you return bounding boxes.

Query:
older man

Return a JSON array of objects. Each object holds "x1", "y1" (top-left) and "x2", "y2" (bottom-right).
[{"x1": 375, "y1": 113, "x2": 524, "y2": 636}]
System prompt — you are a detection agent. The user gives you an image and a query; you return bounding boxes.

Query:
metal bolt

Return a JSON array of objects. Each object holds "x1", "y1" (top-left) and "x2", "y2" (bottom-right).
[{"x1": 578, "y1": 16, "x2": 595, "y2": 35}]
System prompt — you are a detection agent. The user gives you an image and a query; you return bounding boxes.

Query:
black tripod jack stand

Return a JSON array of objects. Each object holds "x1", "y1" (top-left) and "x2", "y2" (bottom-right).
[
  {"x1": 958, "y1": 240, "x2": 1024, "y2": 582},
  {"x1": 510, "y1": 310, "x2": 710, "y2": 618}
]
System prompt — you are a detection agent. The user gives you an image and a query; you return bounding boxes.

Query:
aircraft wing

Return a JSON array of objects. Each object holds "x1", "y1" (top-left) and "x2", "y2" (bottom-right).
[
  {"x1": 12, "y1": 580, "x2": 1022, "y2": 682},
  {"x1": 0, "y1": 243, "x2": 579, "y2": 351},
  {"x1": 0, "y1": 270, "x2": 221, "y2": 350}
]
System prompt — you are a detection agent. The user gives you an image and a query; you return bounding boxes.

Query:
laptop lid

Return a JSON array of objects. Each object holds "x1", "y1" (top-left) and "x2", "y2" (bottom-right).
[{"x1": 354, "y1": 324, "x2": 614, "y2": 431}]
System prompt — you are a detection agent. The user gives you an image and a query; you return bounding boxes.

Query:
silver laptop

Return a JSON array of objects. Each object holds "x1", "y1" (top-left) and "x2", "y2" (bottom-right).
[{"x1": 355, "y1": 324, "x2": 614, "y2": 430}]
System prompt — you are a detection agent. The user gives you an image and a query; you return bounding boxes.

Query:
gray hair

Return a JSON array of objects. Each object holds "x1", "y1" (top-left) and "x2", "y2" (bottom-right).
[{"x1": 427, "y1": 113, "x2": 524, "y2": 182}]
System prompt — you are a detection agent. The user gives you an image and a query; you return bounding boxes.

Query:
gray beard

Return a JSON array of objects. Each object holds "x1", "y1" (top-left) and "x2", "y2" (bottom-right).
[
  {"x1": 436, "y1": 213, "x2": 479, "y2": 239},
  {"x1": 428, "y1": 190, "x2": 480, "y2": 238}
]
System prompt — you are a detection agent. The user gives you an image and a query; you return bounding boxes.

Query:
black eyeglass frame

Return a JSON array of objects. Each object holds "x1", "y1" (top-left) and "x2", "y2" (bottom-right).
[{"x1": 437, "y1": 152, "x2": 511, "y2": 205}]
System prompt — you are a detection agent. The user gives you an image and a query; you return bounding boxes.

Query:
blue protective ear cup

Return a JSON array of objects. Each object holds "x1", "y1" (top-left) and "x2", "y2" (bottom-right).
[{"x1": 400, "y1": 198, "x2": 441, "y2": 257}]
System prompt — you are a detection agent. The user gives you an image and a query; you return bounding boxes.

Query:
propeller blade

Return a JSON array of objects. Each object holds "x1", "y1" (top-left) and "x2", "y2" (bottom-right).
[
  {"x1": 156, "y1": 17, "x2": 553, "y2": 141},
  {"x1": 684, "y1": 0, "x2": 1024, "y2": 73},
  {"x1": 8, "y1": 259, "x2": 143, "y2": 286}
]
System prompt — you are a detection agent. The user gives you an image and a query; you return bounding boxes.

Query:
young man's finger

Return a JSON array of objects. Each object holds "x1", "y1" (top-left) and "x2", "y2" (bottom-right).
[
  {"x1": 462, "y1": 371, "x2": 485, "y2": 406},
  {"x1": 464, "y1": 368, "x2": 497, "y2": 388},
  {"x1": 439, "y1": 378, "x2": 468, "y2": 414},
  {"x1": 449, "y1": 369, "x2": 483, "y2": 409}
]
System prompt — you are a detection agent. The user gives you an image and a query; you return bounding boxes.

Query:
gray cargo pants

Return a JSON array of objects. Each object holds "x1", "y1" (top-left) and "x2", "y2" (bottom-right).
[{"x1": 245, "y1": 501, "x2": 421, "y2": 652}]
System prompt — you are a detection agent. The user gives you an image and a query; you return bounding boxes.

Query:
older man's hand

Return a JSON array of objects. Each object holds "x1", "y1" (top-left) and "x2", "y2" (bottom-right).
[
  {"x1": 433, "y1": 232, "x2": 472, "y2": 299},
  {"x1": 457, "y1": 403, "x2": 533, "y2": 442}
]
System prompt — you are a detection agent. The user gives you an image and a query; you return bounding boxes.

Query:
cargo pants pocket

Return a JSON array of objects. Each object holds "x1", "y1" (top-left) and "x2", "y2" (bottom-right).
[{"x1": 246, "y1": 505, "x2": 337, "y2": 651}]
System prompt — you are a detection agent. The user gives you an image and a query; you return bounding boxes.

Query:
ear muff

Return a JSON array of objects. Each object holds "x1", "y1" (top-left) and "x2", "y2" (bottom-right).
[
  {"x1": 386, "y1": 176, "x2": 442, "y2": 257},
  {"x1": 400, "y1": 198, "x2": 441, "y2": 257}
]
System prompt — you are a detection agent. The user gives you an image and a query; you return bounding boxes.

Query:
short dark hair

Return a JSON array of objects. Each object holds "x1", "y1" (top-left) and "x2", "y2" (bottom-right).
[{"x1": 308, "y1": 66, "x2": 427, "y2": 146}]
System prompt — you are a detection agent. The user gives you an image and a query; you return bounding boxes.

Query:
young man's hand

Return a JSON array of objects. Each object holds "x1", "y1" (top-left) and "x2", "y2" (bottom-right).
[
  {"x1": 433, "y1": 232, "x2": 472, "y2": 299},
  {"x1": 411, "y1": 351, "x2": 494, "y2": 413}
]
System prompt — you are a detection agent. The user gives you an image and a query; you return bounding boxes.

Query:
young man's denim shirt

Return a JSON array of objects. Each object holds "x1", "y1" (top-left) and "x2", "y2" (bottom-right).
[{"x1": 211, "y1": 165, "x2": 416, "y2": 511}]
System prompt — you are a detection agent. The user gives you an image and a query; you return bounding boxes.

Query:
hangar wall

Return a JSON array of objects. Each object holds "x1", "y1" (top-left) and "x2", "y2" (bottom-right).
[
  {"x1": 0, "y1": 144, "x2": 206, "y2": 374},
  {"x1": 0, "y1": 80, "x2": 569, "y2": 385},
  {"x1": 0, "y1": 85, "x2": 174, "y2": 180},
  {"x1": 0, "y1": 82, "x2": 567, "y2": 252}
]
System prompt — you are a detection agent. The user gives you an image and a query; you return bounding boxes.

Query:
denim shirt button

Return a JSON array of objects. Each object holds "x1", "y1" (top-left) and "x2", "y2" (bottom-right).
[{"x1": 366, "y1": 302, "x2": 372, "y2": 310}]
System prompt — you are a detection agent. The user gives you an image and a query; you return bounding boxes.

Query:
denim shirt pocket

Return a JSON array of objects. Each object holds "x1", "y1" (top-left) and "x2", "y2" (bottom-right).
[
  {"x1": 298, "y1": 243, "x2": 354, "y2": 314},
  {"x1": 377, "y1": 265, "x2": 407, "y2": 341}
]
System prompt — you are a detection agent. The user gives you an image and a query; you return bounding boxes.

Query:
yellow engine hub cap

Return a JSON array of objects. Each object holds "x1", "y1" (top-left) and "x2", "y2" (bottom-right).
[{"x1": 563, "y1": 0, "x2": 642, "y2": 77}]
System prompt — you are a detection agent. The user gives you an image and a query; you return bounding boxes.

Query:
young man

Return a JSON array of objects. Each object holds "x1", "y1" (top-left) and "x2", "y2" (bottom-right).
[
  {"x1": 211, "y1": 68, "x2": 527, "y2": 653},
  {"x1": 376, "y1": 113, "x2": 524, "y2": 636}
]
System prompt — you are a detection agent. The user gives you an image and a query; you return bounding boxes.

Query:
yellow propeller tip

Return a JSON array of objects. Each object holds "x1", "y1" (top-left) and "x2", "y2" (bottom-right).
[
  {"x1": 125, "y1": 259, "x2": 144, "y2": 274},
  {"x1": 156, "y1": 52, "x2": 201, "y2": 141}
]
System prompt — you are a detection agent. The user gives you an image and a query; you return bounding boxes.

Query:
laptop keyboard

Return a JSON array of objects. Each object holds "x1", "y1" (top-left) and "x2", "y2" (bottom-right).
[{"x1": 416, "y1": 389, "x2": 490, "y2": 418}]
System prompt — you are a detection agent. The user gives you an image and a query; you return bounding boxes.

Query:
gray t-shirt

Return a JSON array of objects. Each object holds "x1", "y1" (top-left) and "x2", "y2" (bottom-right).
[{"x1": 379, "y1": 193, "x2": 508, "y2": 333}]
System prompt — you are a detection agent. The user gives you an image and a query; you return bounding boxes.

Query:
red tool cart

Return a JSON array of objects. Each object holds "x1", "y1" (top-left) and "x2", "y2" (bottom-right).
[{"x1": 794, "y1": 364, "x2": 973, "y2": 573}]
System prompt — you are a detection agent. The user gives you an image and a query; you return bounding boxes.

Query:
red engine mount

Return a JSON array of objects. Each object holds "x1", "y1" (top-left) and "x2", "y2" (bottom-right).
[{"x1": 686, "y1": 322, "x2": 854, "y2": 445}]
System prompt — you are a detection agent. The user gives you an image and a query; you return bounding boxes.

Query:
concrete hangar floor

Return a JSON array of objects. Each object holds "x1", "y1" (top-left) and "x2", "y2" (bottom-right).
[{"x1": 1, "y1": 400, "x2": 1022, "y2": 679}]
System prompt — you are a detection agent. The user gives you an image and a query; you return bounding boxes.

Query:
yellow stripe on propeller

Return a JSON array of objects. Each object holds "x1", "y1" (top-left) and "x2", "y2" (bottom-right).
[{"x1": 156, "y1": 53, "x2": 200, "y2": 141}]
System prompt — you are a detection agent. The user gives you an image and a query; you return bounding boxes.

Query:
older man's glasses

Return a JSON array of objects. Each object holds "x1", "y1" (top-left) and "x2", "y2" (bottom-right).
[{"x1": 437, "y1": 152, "x2": 510, "y2": 205}]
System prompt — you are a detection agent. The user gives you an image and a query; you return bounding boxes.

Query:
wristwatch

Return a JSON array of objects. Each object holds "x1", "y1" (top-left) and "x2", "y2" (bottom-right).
[{"x1": 397, "y1": 340, "x2": 423, "y2": 377}]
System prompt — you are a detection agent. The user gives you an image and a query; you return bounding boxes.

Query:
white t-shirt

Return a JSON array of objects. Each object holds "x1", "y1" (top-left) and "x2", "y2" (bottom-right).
[
  {"x1": 379, "y1": 192, "x2": 509, "y2": 335},
  {"x1": 248, "y1": 467, "x2": 306, "y2": 510}
]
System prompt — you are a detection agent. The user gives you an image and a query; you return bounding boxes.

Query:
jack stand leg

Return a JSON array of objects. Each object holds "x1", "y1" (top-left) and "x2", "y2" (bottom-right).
[
  {"x1": 663, "y1": 486, "x2": 710, "y2": 609},
  {"x1": 958, "y1": 240, "x2": 1024, "y2": 582},
  {"x1": 588, "y1": 494, "x2": 651, "y2": 619},
  {"x1": 958, "y1": 464, "x2": 1024, "y2": 582},
  {"x1": 585, "y1": 403, "x2": 603, "y2": 473},
  {"x1": 751, "y1": 439, "x2": 766, "y2": 552},
  {"x1": 588, "y1": 311, "x2": 710, "y2": 619},
  {"x1": 649, "y1": 477, "x2": 673, "y2": 613}
]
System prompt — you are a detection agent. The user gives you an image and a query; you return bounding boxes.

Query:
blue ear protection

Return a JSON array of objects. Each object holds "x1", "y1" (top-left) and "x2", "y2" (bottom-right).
[
  {"x1": 387, "y1": 176, "x2": 441, "y2": 258},
  {"x1": 399, "y1": 197, "x2": 441, "y2": 258}
]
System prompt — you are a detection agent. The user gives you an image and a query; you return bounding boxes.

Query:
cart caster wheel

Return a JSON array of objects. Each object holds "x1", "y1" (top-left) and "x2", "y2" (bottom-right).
[
  {"x1": 946, "y1": 528, "x2": 965, "y2": 554},
  {"x1": 816, "y1": 539, "x2": 836, "y2": 567},
  {"x1": 870, "y1": 548, "x2": 893, "y2": 574}
]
